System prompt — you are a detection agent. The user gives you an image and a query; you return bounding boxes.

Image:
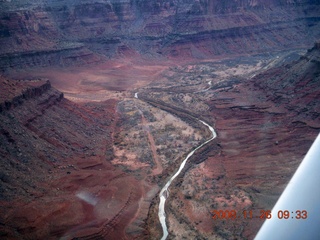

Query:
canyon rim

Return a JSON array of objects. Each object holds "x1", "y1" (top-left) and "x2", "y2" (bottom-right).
[{"x1": 0, "y1": 0, "x2": 320, "y2": 239}]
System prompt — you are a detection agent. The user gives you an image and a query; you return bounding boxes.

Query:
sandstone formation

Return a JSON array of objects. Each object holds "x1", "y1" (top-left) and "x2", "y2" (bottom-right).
[
  {"x1": 1, "y1": 0, "x2": 320, "y2": 71},
  {"x1": 0, "y1": 0, "x2": 319, "y2": 240},
  {"x1": 0, "y1": 76, "x2": 149, "y2": 239}
]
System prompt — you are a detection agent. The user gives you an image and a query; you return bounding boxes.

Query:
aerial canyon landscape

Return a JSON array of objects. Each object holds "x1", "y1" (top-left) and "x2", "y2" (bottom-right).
[{"x1": 0, "y1": 0, "x2": 319, "y2": 239}]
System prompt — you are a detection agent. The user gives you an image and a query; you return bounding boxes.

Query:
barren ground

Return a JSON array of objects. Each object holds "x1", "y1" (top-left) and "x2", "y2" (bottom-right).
[{"x1": 3, "y1": 49, "x2": 318, "y2": 239}]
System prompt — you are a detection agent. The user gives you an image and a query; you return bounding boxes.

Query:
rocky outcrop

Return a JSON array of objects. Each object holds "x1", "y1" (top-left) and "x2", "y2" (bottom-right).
[
  {"x1": 0, "y1": 76, "x2": 145, "y2": 240},
  {"x1": 141, "y1": 43, "x2": 319, "y2": 239},
  {"x1": 1, "y1": 0, "x2": 320, "y2": 71},
  {"x1": 253, "y1": 41, "x2": 320, "y2": 128},
  {"x1": 0, "y1": 8, "x2": 104, "y2": 71},
  {"x1": 50, "y1": 0, "x2": 320, "y2": 59},
  {"x1": 0, "y1": 78, "x2": 62, "y2": 113},
  {"x1": 0, "y1": 45, "x2": 103, "y2": 72},
  {"x1": 0, "y1": 1, "x2": 319, "y2": 239}
]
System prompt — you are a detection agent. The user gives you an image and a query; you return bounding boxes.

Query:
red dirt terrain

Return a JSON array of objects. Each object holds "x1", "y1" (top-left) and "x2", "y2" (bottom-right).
[
  {"x1": 0, "y1": 0, "x2": 320, "y2": 239},
  {"x1": 7, "y1": 58, "x2": 169, "y2": 103},
  {"x1": 142, "y1": 44, "x2": 320, "y2": 239},
  {"x1": 1, "y1": 48, "x2": 319, "y2": 239},
  {"x1": 1, "y1": 46, "x2": 319, "y2": 239},
  {"x1": 0, "y1": 76, "x2": 147, "y2": 239}
]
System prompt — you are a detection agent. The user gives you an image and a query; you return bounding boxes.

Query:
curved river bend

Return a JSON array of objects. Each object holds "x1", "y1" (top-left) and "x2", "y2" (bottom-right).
[{"x1": 158, "y1": 120, "x2": 217, "y2": 240}]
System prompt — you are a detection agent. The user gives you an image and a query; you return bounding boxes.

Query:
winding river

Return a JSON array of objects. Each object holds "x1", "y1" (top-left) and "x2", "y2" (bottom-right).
[
  {"x1": 134, "y1": 92, "x2": 216, "y2": 239},
  {"x1": 158, "y1": 120, "x2": 217, "y2": 240}
]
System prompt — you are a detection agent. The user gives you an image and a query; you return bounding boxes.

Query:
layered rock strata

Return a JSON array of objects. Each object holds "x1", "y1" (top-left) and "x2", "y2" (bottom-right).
[
  {"x1": 1, "y1": 0, "x2": 320, "y2": 71},
  {"x1": 0, "y1": 77, "x2": 145, "y2": 239}
]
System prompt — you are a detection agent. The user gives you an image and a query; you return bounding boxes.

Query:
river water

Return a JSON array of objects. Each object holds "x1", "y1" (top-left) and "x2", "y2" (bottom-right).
[{"x1": 158, "y1": 120, "x2": 217, "y2": 240}]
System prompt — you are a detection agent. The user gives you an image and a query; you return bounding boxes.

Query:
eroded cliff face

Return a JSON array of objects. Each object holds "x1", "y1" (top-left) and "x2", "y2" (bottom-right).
[
  {"x1": 0, "y1": 1, "x2": 319, "y2": 240},
  {"x1": 0, "y1": 7, "x2": 103, "y2": 71},
  {"x1": 144, "y1": 42, "x2": 320, "y2": 239},
  {"x1": 253, "y1": 42, "x2": 320, "y2": 128},
  {"x1": 1, "y1": 0, "x2": 320, "y2": 71},
  {"x1": 0, "y1": 77, "x2": 146, "y2": 239}
]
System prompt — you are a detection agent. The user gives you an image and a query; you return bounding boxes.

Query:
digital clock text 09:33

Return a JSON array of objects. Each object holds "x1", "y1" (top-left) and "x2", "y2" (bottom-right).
[{"x1": 211, "y1": 209, "x2": 308, "y2": 220}]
